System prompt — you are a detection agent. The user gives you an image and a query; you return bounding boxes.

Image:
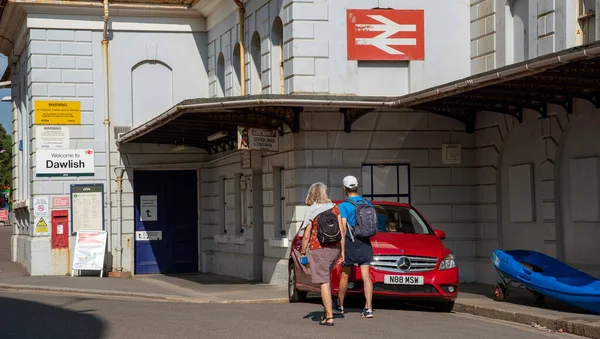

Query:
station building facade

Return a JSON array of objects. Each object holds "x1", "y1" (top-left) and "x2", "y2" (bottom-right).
[{"x1": 0, "y1": 0, "x2": 599, "y2": 286}]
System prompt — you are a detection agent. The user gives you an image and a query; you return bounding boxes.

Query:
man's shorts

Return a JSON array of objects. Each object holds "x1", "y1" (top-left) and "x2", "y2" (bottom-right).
[{"x1": 343, "y1": 236, "x2": 373, "y2": 267}]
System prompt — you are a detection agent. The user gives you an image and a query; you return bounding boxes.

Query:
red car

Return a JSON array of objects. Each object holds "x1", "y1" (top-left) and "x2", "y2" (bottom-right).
[{"x1": 288, "y1": 201, "x2": 459, "y2": 312}]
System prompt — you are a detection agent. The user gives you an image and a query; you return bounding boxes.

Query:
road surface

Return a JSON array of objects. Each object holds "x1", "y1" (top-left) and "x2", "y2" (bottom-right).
[{"x1": 0, "y1": 290, "x2": 580, "y2": 339}]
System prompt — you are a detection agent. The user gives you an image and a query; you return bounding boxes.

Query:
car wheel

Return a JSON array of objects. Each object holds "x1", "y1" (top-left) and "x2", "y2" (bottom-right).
[
  {"x1": 432, "y1": 300, "x2": 455, "y2": 313},
  {"x1": 288, "y1": 262, "x2": 307, "y2": 303},
  {"x1": 494, "y1": 283, "x2": 506, "y2": 302}
]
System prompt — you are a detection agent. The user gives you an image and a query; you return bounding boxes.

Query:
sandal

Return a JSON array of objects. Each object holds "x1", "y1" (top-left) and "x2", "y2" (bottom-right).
[{"x1": 319, "y1": 317, "x2": 334, "y2": 326}]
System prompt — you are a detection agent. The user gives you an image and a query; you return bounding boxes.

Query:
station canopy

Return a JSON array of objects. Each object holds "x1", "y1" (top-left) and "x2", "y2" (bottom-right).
[{"x1": 117, "y1": 40, "x2": 600, "y2": 155}]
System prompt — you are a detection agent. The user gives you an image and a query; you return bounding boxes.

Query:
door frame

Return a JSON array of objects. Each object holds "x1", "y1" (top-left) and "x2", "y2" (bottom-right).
[{"x1": 130, "y1": 166, "x2": 202, "y2": 275}]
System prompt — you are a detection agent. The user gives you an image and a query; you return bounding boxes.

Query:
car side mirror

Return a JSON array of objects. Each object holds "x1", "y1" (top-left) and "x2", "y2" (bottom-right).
[{"x1": 434, "y1": 229, "x2": 446, "y2": 240}]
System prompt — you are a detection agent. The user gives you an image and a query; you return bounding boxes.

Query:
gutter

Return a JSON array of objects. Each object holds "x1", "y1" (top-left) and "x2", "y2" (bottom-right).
[
  {"x1": 116, "y1": 98, "x2": 397, "y2": 145},
  {"x1": 101, "y1": 0, "x2": 114, "y2": 271},
  {"x1": 394, "y1": 44, "x2": 600, "y2": 107},
  {"x1": 116, "y1": 42, "x2": 600, "y2": 147}
]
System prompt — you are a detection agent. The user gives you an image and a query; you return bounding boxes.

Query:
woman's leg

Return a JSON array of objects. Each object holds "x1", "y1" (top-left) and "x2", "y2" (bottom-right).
[{"x1": 320, "y1": 282, "x2": 334, "y2": 324}]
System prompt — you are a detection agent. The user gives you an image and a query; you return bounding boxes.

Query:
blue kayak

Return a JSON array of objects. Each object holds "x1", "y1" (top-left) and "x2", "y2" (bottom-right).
[{"x1": 491, "y1": 249, "x2": 600, "y2": 314}]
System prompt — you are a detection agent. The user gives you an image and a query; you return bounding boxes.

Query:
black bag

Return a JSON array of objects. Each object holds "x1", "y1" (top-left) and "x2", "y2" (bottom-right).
[
  {"x1": 315, "y1": 209, "x2": 341, "y2": 245},
  {"x1": 345, "y1": 198, "x2": 378, "y2": 239}
]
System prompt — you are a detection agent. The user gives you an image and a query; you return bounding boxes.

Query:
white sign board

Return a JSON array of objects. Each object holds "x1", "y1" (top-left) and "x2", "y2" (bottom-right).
[
  {"x1": 36, "y1": 125, "x2": 70, "y2": 149},
  {"x1": 33, "y1": 196, "x2": 49, "y2": 218},
  {"x1": 36, "y1": 149, "x2": 95, "y2": 177},
  {"x1": 237, "y1": 127, "x2": 279, "y2": 152},
  {"x1": 140, "y1": 195, "x2": 158, "y2": 221},
  {"x1": 71, "y1": 230, "x2": 107, "y2": 277},
  {"x1": 71, "y1": 184, "x2": 104, "y2": 233},
  {"x1": 135, "y1": 231, "x2": 163, "y2": 241}
]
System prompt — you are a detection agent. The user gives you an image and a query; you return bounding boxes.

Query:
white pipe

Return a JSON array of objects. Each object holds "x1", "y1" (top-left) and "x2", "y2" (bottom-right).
[
  {"x1": 101, "y1": 0, "x2": 113, "y2": 270},
  {"x1": 115, "y1": 163, "x2": 124, "y2": 272}
]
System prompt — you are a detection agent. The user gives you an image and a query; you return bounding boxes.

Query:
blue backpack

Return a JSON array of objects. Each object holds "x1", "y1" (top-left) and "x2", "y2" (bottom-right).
[{"x1": 345, "y1": 198, "x2": 378, "y2": 239}]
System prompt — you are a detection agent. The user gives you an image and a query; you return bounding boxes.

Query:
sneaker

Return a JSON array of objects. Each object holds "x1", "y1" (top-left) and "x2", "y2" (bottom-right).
[
  {"x1": 361, "y1": 308, "x2": 374, "y2": 318},
  {"x1": 332, "y1": 300, "x2": 344, "y2": 314}
]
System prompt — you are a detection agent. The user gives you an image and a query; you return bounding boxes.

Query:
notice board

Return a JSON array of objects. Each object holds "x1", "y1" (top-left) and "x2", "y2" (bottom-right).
[
  {"x1": 70, "y1": 184, "x2": 104, "y2": 234},
  {"x1": 71, "y1": 230, "x2": 107, "y2": 277}
]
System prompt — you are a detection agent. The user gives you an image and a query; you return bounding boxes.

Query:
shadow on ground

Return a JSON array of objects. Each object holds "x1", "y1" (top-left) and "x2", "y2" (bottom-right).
[
  {"x1": 0, "y1": 296, "x2": 106, "y2": 339},
  {"x1": 301, "y1": 293, "x2": 441, "y2": 320},
  {"x1": 459, "y1": 283, "x2": 595, "y2": 315},
  {"x1": 160, "y1": 272, "x2": 264, "y2": 286}
]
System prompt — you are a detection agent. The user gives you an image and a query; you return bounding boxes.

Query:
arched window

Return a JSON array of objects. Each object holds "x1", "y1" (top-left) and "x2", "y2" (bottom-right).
[
  {"x1": 271, "y1": 17, "x2": 284, "y2": 94},
  {"x1": 217, "y1": 53, "x2": 226, "y2": 96},
  {"x1": 232, "y1": 43, "x2": 241, "y2": 95},
  {"x1": 131, "y1": 60, "x2": 173, "y2": 126},
  {"x1": 250, "y1": 31, "x2": 262, "y2": 94}
]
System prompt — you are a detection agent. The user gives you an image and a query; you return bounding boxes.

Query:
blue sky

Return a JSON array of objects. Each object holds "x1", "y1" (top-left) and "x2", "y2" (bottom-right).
[{"x1": 0, "y1": 55, "x2": 10, "y2": 135}]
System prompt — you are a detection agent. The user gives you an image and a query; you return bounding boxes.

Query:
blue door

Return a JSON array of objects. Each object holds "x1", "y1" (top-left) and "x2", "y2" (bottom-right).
[{"x1": 134, "y1": 170, "x2": 198, "y2": 274}]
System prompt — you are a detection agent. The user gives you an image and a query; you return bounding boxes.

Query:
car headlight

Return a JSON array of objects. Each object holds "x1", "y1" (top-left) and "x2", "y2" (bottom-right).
[{"x1": 439, "y1": 253, "x2": 456, "y2": 270}]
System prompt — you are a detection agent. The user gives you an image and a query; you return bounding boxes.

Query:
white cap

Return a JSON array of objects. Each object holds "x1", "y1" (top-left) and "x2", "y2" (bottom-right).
[{"x1": 342, "y1": 175, "x2": 358, "y2": 189}]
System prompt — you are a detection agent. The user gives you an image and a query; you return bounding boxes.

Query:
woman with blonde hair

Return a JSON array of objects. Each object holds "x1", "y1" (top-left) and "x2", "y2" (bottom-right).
[{"x1": 300, "y1": 182, "x2": 346, "y2": 326}]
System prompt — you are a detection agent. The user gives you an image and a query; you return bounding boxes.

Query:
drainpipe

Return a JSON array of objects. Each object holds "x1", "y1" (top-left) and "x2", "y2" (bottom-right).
[
  {"x1": 101, "y1": 0, "x2": 113, "y2": 269},
  {"x1": 114, "y1": 164, "x2": 125, "y2": 272},
  {"x1": 234, "y1": 0, "x2": 246, "y2": 95}
]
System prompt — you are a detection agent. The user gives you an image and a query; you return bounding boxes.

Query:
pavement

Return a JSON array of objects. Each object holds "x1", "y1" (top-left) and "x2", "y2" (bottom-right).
[
  {"x1": 2, "y1": 227, "x2": 600, "y2": 338},
  {"x1": 0, "y1": 290, "x2": 584, "y2": 339}
]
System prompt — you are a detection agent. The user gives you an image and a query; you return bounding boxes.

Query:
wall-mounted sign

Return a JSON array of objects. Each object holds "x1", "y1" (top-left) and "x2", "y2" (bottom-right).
[
  {"x1": 36, "y1": 149, "x2": 95, "y2": 177},
  {"x1": 135, "y1": 231, "x2": 162, "y2": 241},
  {"x1": 71, "y1": 184, "x2": 104, "y2": 233},
  {"x1": 34, "y1": 216, "x2": 50, "y2": 236},
  {"x1": 33, "y1": 196, "x2": 49, "y2": 218},
  {"x1": 237, "y1": 127, "x2": 279, "y2": 152},
  {"x1": 52, "y1": 196, "x2": 71, "y2": 208},
  {"x1": 36, "y1": 126, "x2": 70, "y2": 149},
  {"x1": 346, "y1": 9, "x2": 425, "y2": 61},
  {"x1": 34, "y1": 100, "x2": 81, "y2": 125},
  {"x1": 140, "y1": 195, "x2": 157, "y2": 222}
]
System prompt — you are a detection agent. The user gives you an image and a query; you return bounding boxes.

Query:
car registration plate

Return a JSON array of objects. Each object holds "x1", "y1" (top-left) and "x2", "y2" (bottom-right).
[{"x1": 384, "y1": 275, "x2": 424, "y2": 285}]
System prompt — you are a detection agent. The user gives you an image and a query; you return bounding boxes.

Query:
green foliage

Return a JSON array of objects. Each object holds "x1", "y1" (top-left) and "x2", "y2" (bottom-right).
[{"x1": 0, "y1": 124, "x2": 11, "y2": 187}]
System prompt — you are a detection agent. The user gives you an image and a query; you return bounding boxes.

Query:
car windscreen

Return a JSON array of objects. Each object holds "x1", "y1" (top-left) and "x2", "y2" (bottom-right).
[{"x1": 373, "y1": 205, "x2": 432, "y2": 235}]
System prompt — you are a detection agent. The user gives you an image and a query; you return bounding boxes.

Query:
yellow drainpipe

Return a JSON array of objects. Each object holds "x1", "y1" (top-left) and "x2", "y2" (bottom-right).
[{"x1": 234, "y1": 0, "x2": 246, "y2": 95}]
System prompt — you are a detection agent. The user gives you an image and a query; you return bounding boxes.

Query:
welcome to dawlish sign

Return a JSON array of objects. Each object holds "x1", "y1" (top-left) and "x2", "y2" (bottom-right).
[{"x1": 36, "y1": 149, "x2": 95, "y2": 177}]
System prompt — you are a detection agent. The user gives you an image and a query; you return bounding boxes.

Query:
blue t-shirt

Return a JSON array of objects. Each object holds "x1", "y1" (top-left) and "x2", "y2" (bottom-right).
[{"x1": 339, "y1": 196, "x2": 372, "y2": 228}]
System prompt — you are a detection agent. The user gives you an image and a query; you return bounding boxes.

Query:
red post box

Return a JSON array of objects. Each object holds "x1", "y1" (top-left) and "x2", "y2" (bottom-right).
[{"x1": 51, "y1": 210, "x2": 69, "y2": 249}]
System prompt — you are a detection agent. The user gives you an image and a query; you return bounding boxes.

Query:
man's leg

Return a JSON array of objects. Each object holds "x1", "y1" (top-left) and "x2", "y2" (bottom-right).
[
  {"x1": 337, "y1": 266, "x2": 351, "y2": 309},
  {"x1": 360, "y1": 264, "x2": 373, "y2": 311}
]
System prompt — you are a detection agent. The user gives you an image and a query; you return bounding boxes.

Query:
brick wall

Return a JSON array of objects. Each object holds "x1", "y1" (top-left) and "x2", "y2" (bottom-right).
[
  {"x1": 208, "y1": 0, "x2": 284, "y2": 96},
  {"x1": 472, "y1": 106, "x2": 568, "y2": 283},
  {"x1": 537, "y1": 0, "x2": 555, "y2": 56},
  {"x1": 470, "y1": 0, "x2": 496, "y2": 74}
]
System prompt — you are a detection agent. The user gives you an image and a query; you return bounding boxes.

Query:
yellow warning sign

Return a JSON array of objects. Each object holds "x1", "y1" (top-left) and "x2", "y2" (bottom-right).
[
  {"x1": 35, "y1": 217, "x2": 49, "y2": 234},
  {"x1": 34, "y1": 100, "x2": 81, "y2": 125}
]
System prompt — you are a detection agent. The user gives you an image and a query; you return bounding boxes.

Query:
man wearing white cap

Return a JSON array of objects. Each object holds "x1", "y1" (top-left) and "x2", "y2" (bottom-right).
[{"x1": 332, "y1": 175, "x2": 374, "y2": 318}]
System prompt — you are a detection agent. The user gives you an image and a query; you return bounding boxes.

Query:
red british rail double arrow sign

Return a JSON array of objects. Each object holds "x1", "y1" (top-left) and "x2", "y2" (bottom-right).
[{"x1": 346, "y1": 9, "x2": 425, "y2": 61}]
